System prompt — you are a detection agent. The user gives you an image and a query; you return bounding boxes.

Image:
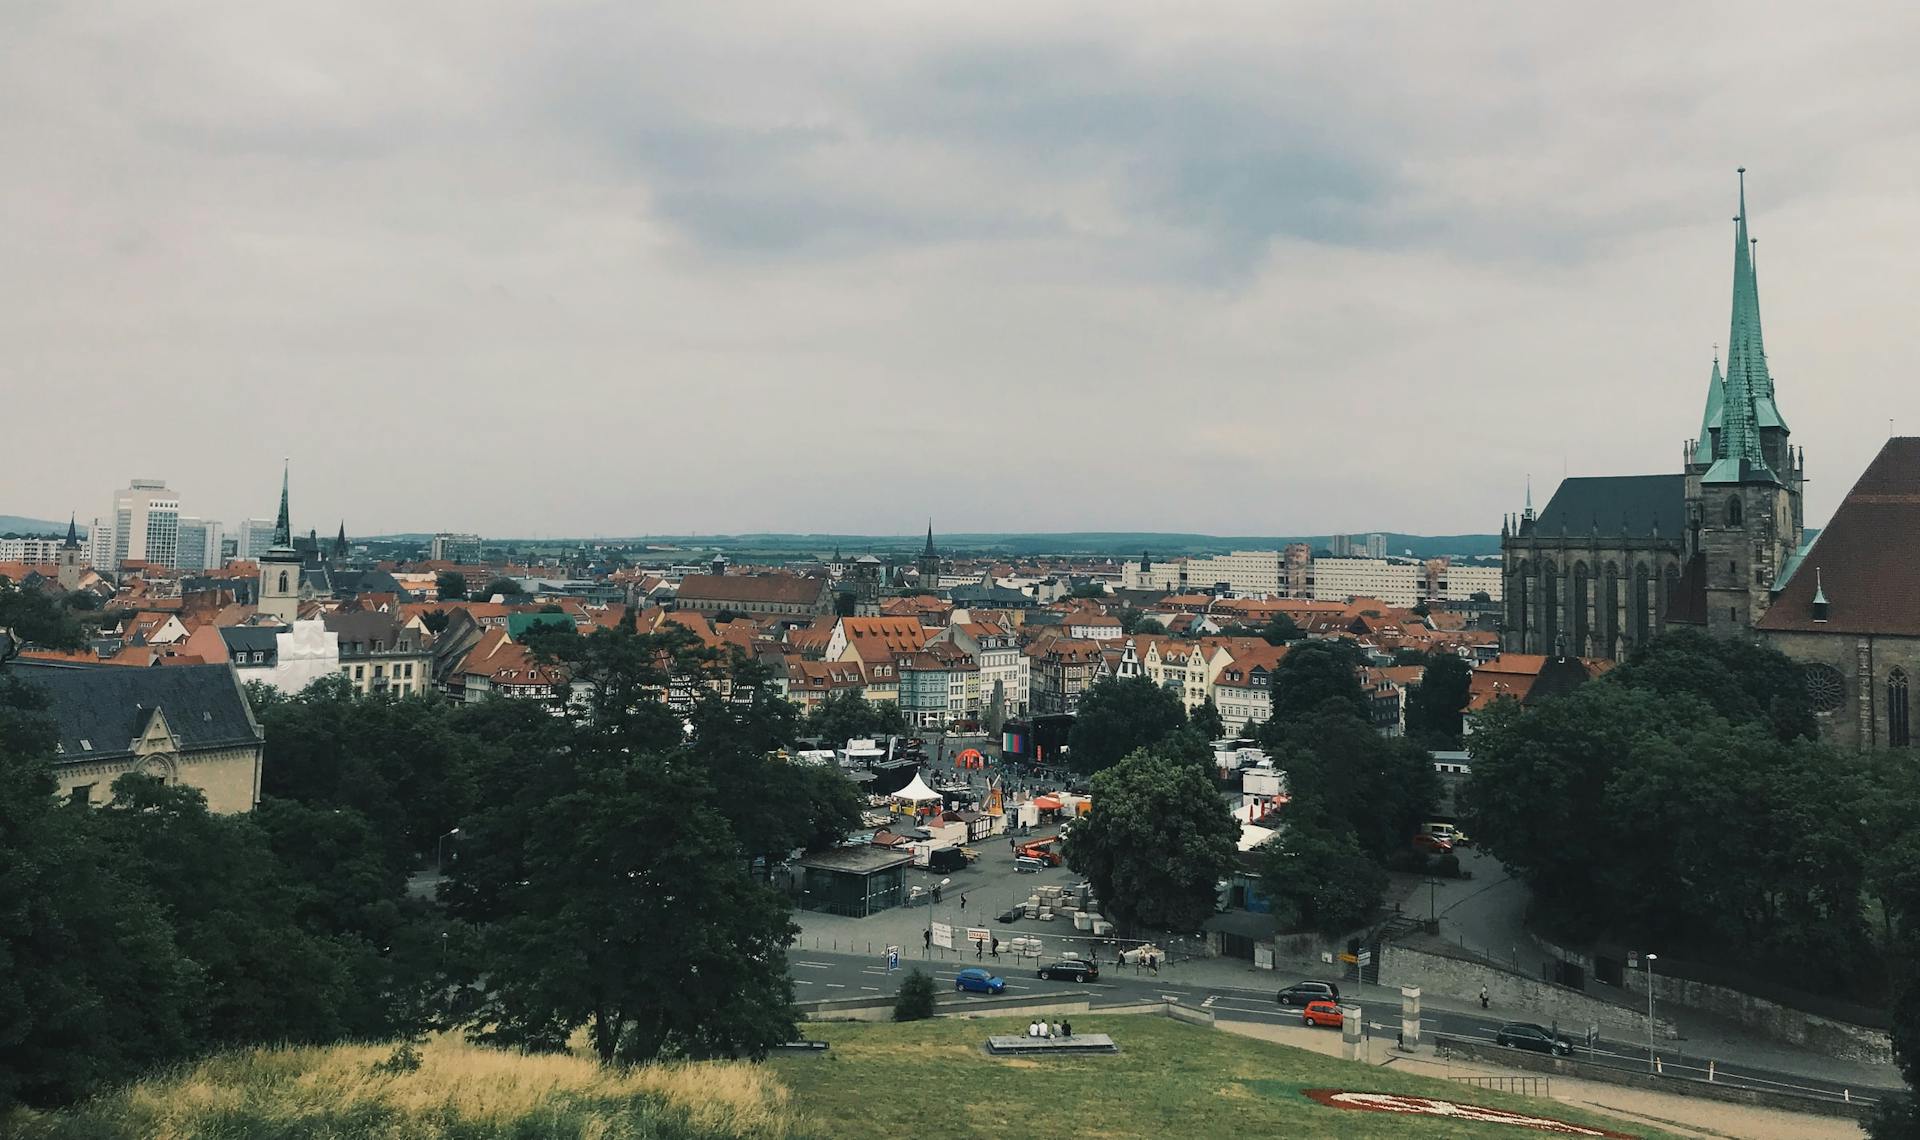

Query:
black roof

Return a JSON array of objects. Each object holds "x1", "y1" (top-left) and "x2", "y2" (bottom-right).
[
  {"x1": 5, "y1": 660, "x2": 260, "y2": 761},
  {"x1": 1530, "y1": 475, "x2": 1686, "y2": 540},
  {"x1": 219, "y1": 626, "x2": 280, "y2": 654}
]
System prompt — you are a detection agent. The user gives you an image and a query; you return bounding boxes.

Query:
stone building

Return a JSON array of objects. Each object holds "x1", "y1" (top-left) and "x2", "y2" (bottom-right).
[
  {"x1": 1755, "y1": 437, "x2": 1920, "y2": 751},
  {"x1": 1502, "y1": 171, "x2": 1803, "y2": 660},
  {"x1": 8, "y1": 659, "x2": 263, "y2": 812}
]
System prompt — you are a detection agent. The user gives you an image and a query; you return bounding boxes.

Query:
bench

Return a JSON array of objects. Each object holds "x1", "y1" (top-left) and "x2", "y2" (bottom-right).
[{"x1": 985, "y1": 1033, "x2": 1119, "y2": 1055}]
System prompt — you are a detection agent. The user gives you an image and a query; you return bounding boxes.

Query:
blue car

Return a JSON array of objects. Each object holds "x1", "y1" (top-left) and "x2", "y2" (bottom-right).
[{"x1": 954, "y1": 968, "x2": 1006, "y2": 994}]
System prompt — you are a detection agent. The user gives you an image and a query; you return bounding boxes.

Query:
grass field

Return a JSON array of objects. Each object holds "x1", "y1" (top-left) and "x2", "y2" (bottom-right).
[
  {"x1": 2, "y1": 1034, "x2": 810, "y2": 1140},
  {"x1": 770, "y1": 1016, "x2": 1680, "y2": 1140}
]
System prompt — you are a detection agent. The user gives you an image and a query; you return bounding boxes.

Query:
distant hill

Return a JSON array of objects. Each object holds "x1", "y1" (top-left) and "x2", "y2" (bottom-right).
[
  {"x1": 361, "y1": 531, "x2": 1503, "y2": 559},
  {"x1": 0, "y1": 515, "x2": 80, "y2": 537}
]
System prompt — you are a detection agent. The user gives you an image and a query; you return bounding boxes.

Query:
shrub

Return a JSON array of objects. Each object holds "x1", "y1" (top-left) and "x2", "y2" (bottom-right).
[{"x1": 893, "y1": 969, "x2": 936, "y2": 1022}]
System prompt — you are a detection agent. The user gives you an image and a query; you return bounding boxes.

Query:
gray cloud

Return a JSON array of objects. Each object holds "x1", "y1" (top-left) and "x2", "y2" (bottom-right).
[{"x1": 2, "y1": 3, "x2": 1917, "y2": 538}]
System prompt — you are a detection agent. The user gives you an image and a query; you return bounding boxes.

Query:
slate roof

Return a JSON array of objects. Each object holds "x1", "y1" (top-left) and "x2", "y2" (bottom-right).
[
  {"x1": 1759, "y1": 438, "x2": 1920, "y2": 635},
  {"x1": 1529, "y1": 475, "x2": 1686, "y2": 541},
  {"x1": 6, "y1": 660, "x2": 260, "y2": 760},
  {"x1": 675, "y1": 574, "x2": 831, "y2": 607},
  {"x1": 219, "y1": 626, "x2": 280, "y2": 660}
]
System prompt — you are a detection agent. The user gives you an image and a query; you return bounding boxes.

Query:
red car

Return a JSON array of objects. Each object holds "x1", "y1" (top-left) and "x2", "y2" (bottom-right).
[
  {"x1": 1302, "y1": 999, "x2": 1344, "y2": 1028},
  {"x1": 1411, "y1": 833, "x2": 1453, "y2": 855}
]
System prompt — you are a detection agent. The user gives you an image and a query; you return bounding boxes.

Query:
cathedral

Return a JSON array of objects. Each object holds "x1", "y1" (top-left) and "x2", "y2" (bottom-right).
[{"x1": 1502, "y1": 170, "x2": 1806, "y2": 659}]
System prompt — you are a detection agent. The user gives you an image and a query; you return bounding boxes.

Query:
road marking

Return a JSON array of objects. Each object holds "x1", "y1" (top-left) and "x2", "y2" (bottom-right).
[
  {"x1": 794, "y1": 962, "x2": 833, "y2": 970},
  {"x1": 824, "y1": 983, "x2": 846, "y2": 989},
  {"x1": 1201, "y1": 996, "x2": 1218, "y2": 1008},
  {"x1": 794, "y1": 980, "x2": 813, "y2": 986},
  {"x1": 860, "y1": 986, "x2": 879, "y2": 991}
]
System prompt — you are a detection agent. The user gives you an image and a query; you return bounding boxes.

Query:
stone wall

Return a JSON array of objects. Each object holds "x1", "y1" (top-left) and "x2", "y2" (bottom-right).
[
  {"x1": 1529, "y1": 928, "x2": 1893, "y2": 1065},
  {"x1": 1622, "y1": 969, "x2": 1892, "y2": 1066},
  {"x1": 1380, "y1": 941, "x2": 1674, "y2": 1040}
]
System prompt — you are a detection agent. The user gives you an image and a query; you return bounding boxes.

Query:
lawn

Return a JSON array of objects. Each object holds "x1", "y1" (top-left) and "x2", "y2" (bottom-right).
[{"x1": 770, "y1": 1015, "x2": 1679, "y2": 1140}]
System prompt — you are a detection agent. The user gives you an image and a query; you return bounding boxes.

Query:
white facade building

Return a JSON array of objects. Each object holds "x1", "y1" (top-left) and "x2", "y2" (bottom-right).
[
  {"x1": 0, "y1": 535, "x2": 65, "y2": 562},
  {"x1": 1183, "y1": 550, "x2": 1283, "y2": 595},
  {"x1": 237, "y1": 519, "x2": 277, "y2": 562},
  {"x1": 1310, "y1": 558, "x2": 1422, "y2": 606},
  {"x1": 107, "y1": 479, "x2": 180, "y2": 571},
  {"x1": 175, "y1": 517, "x2": 225, "y2": 572}
]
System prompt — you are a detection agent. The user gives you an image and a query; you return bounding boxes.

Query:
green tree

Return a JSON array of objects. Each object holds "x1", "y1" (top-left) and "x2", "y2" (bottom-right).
[
  {"x1": 1062, "y1": 748, "x2": 1239, "y2": 932},
  {"x1": 1266, "y1": 639, "x2": 1368, "y2": 727},
  {"x1": 834, "y1": 591, "x2": 858, "y2": 617},
  {"x1": 465, "y1": 760, "x2": 800, "y2": 1063},
  {"x1": 436, "y1": 571, "x2": 468, "y2": 601},
  {"x1": 1262, "y1": 703, "x2": 1439, "y2": 861},
  {"x1": 0, "y1": 675, "x2": 197, "y2": 1110},
  {"x1": 1065, "y1": 675, "x2": 1188, "y2": 774},
  {"x1": 1869, "y1": 964, "x2": 1920, "y2": 1138},
  {"x1": 89, "y1": 776, "x2": 371, "y2": 1049},
  {"x1": 893, "y1": 969, "x2": 937, "y2": 1022},
  {"x1": 1260, "y1": 613, "x2": 1305, "y2": 645},
  {"x1": 1116, "y1": 606, "x2": 1151, "y2": 635},
  {"x1": 0, "y1": 578, "x2": 85, "y2": 662},
  {"x1": 1607, "y1": 628, "x2": 1816, "y2": 741},
  {"x1": 1191, "y1": 696, "x2": 1226, "y2": 742},
  {"x1": 801, "y1": 689, "x2": 907, "y2": 746},
  {"x1": 1256, "y1": 820, "x2": 1387, "y2": 936},
  {"x1": 1403, "y1": 653, "x2": 1472, "y2": 747},
  {"x1": 480, "y1": 576, "x2": 526, "y2": 598},
  {"x1": 1068, "y1": 582, "x2": 1107, "y2": 600}
]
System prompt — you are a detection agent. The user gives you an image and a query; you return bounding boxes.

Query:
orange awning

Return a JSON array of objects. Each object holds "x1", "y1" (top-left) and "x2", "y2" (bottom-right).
[{"x1": 1033, "y1": 795, "x2": 1063, "y2": 810}]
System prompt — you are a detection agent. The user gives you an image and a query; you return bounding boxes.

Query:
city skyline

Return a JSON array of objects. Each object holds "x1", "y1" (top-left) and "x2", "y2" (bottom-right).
[{"x1": 4, "y1": 5, "x2": 1917, "y2": 534}]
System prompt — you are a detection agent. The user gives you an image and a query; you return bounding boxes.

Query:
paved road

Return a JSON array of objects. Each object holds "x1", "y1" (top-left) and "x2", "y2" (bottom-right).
[{"x1": 788, "y1": 948, "x2": 1896, "y2": 1106}]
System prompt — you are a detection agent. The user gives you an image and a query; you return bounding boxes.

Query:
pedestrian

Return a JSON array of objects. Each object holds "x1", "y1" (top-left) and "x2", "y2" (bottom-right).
[
  {"x1": 976, "y1": 939, "x2": 983, "y2": 961},
  {"x1": 960, "y1": 893, "x2": 967, "y2": 911},
  {"x1": 1010, "y1": 838, "x2": 1018, "y2": 855},
  {"x1": 1041, "y1": 1020, "x2": 1052, "y2": 1039},
  {"x1": 1062, "y1": 1020, "x2": 1073, "y2": 1038},
  {"x1": 1028, "y1": 1020, "x2": 1039, "y2": 1038},
  {"x1": 990, "y1": 937, "x2": 1001, "y2": 959},
  {"x1": 1148, "y1": 953, "x2": 1159, "y2": 976},
  {"x1": 924, "y1": 928, "x2": 932, "y2": 950},
  {"x1": 1479, "y1": 985, "x2": 1489, "y2": 1010},
  {"x1": 1051, "y1": 1020, "x2": 1062, "y2": 1038}
]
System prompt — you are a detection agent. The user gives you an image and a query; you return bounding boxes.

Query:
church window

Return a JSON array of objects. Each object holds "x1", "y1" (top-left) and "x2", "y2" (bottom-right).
[
  {"x1": 278, "y1": 571, "x2": 289, "y2": 592},
  {"x1": 1891, "y1": 670, "x2": 1911, "y2": 748},
  {"x1": 1727, "y1": 498, "x2": 1743, "y2": 526},
  {"x1": 1804, "y1": 663, "x2": 1846, "y2": 714}
]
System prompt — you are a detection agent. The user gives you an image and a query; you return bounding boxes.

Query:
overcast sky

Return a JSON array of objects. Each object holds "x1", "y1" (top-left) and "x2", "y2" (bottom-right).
[{"x1": 4, "y1": 4, "x2": 1916, "y2": 539}]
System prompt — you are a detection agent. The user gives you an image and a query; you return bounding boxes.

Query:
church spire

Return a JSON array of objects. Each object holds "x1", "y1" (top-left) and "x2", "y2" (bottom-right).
[
  {"x1": 271, "y1": 462, "x2": 293, "y2": 548},
  {"x1": 1706, "y1": 168, "x2": 1780, "y2": 485},
  {"x1": 64, "y1": 513, "x2": 79, "y2": 550},
  {"x1": 924, "y1": 520, "x2": 936, "y2": 557},
  {"x1": 1693, "y1": 353, "x2": 1725, "y2": 465}
]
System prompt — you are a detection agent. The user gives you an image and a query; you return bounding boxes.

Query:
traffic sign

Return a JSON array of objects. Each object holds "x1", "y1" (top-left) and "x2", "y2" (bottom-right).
[
  {"x1": 967, "y1": 927, "x2": 991, "y2": 944},
  {"x1": 886, "y1": 946, "x2": 900, "y2": 973},
  {"x1": 1338, "y1": 953, "x2": 1359, "y2": 964},
  {"x1": 1358, "y1": 951, "x2": 1373, "y2": 967}
]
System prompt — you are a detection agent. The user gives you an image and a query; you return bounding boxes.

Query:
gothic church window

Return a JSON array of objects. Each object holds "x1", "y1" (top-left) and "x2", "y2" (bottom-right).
[
  {"x1": 278, "y1": 571, "x2": 289, "y2": 592},
  {"x1": 1891, "y1": 669, "x2": 1912, "y2": 748},
  {"x1": 1727, "y1": 498, "x2": 1743, "y2": 526},
  {"x1": 1804, "y1": 663, "x2": 1846, "y2": 714}
]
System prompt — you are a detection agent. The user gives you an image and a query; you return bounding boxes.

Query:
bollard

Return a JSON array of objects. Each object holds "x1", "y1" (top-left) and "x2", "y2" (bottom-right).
[
  {"x1": 1654, "y1": 1056, "x2": 1662, "y2": 1075},
  {"x1": 1707, "y1": 1060, "x2": 1715, "y2": 1083},
  {"x1": 1846, "y1": 1089, "x2": 1852, "y2": 1103}
]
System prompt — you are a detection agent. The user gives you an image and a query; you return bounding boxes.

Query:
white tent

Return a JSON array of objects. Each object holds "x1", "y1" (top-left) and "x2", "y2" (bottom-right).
[{"x1": 891, "y1": 773, "x2": 944, "y2": 803}]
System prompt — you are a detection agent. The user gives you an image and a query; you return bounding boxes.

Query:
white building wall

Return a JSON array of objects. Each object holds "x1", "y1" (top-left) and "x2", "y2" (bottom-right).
[
  {"x1": 270, "y1": 620, "x2": 342, "y2": 693},
  {"x1": 1309, "y1": 558, "x2": 1422, "y2": 607},
  {"x1": 1183, "y1": 550, "x2": 1282, "y2": 595}
]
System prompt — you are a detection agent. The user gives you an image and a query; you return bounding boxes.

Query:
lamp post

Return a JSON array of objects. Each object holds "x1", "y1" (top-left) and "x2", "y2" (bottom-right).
[
  {"x1": 437, "y1": 828, "x2": 461, "y2": 877},
  {"x1": 924, "y1": 876, "x2": 951, "y2": 957},
  {"x1": 1645, "y1": 952, "x2": 1659, "y2": 1073}
]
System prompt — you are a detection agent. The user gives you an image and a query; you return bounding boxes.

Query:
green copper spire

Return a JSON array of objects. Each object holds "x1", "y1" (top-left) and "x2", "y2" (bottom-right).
[
  {"x1": 1693, "y1": 353, "x2": 1724, "y2": 464},
  {"x1": 272, "y1": 463, "x2": 292, "y2": 547},
  {"x1": 1705, "y1": 168, "x2": 1779, "y2": 485}
]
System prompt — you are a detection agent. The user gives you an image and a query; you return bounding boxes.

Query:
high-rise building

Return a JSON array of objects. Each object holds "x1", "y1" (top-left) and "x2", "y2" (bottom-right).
[
  {"x1": 175, "y1": 517, "x2": 225, "y2": 572},
  {"x1": 1365, "y1": 533, "x2": 1388, "y2": 559},
  {"x1": 237, "y1": 519, "x2": 277, "y2": 562},
  {"x1": 431, "y1": 533, "x2": 483, "y2": 563},
  {"x1": 107, "y1": 479, "x2": 181, "y2": 571}
]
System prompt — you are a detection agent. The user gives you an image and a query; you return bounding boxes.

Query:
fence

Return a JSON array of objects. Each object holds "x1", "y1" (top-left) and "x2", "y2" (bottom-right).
[
  {"x1": 1432, "y1": 1034, "x2": 1888, "y2": 1119},
  {"x1": 1450, "y1": 1075, "x2": 1549, "y2": 1096}
]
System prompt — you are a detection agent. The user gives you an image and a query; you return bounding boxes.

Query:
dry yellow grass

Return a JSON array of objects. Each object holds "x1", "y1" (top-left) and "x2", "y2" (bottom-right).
[{"x1": 15, "y1": 1033, "x2": 804, "y2": 1140}]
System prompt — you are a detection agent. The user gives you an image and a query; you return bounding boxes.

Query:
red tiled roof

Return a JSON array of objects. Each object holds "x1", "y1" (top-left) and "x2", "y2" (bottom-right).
[
  {"x1": 1759, "y1": 438, "x2": 1920, "y2": 635},
  {"x1": 676, "y1": 573, "x2": 830, "y2": 607}
]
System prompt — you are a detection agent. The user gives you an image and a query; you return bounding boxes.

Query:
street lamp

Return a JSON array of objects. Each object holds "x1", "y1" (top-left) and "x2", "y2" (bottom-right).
[
  {"x1": 1644, "y1": 952, "x2": 1659, "y2": 1073},
  {"x1": 437, "y1": 828, "x2": 462, "y2": 876},
  {"x1": 923, "y1": 876, "x2": 952, "y2": 957}
]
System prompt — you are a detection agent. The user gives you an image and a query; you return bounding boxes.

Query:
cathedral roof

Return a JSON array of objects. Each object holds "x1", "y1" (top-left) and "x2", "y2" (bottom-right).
[
  {"x1": 1528, "y1": 474, "x2": 1686, "y2": 541},
  {"x1": 1758, "y1": 438, "x2": 1920, "y2": 635},
  {"x1": 1705, "y1": 169, "x2": 1786, "y2": 485}
]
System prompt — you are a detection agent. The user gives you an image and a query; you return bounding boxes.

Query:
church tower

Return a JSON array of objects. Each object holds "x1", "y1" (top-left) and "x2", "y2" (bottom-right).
[
  {"x1": 56, "y1": 514, "x2": 85, "y2": 591},
  {"x1": 258, "y1": 466, "x2": 304, "y2": 625},
  {"x1": 1683, "y1": 169, "x2": 1805, "y2": 637},
  {"x1": 917, "y1": 521, "x2": 940, "y2": 584}
]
